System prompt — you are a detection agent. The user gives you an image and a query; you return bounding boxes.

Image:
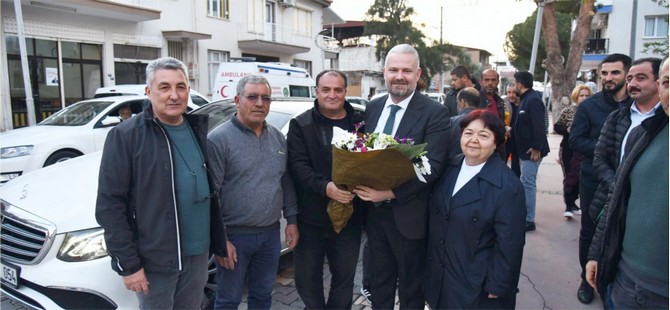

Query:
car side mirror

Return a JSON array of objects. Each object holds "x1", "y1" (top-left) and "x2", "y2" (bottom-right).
[{"x1": 100, "y1": 116, "x2": 122, "y2": 127}]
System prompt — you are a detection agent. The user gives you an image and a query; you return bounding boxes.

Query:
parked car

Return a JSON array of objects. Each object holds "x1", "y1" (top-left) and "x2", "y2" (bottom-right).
[
  {"x1": 0, "y1": 96, "x2": 148, "y2": 183},
  {"x1": 425, "y1": 92, "x2": 445, "y2": 104},
  {"x1": 0, "y1": 97, "x2": 365, "y2": 309},
  {"x1": 346, "y1": 96, "x2": 369, "y2": 106},
  {"x1": 95, "y1": 84, "x2": 210, "y2": 108},
  {"x1": 370, "y1": 92, "x2": 388, "y2": 101},
  {"x1": 0, "y1": 88, "x2": 211, "y2": 184}
]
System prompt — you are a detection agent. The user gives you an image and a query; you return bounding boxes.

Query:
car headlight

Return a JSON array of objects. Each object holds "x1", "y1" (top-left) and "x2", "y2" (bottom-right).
[
  {"x1": 57, "y1": 228, "x2": 108, "y2": 262},
  {"x1": 1, "y1": 145, "x2": 34, "y2": 159}
]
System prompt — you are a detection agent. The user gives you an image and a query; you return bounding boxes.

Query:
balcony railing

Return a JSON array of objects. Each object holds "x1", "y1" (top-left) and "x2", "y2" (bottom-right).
[
  {"x1": 584, "y1": 38, "x2": 609, "y2": 55},
  {"x1": 236, "y1": 22, "x2": 311, "y2": 48}
]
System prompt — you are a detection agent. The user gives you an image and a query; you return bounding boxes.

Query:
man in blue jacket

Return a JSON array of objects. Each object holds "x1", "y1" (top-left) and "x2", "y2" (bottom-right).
[{"x1": 510, "y1": 71, "x2": 549, "y2": 232}]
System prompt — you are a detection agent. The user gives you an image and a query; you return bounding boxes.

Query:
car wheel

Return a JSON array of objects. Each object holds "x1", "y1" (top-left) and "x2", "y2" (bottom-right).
[
  {"x1": 202, "y1": 254, "x2": 218, "y2": 309},
  {"x1": 43, "y1": 150, "x2": 82, "y2": 167}
]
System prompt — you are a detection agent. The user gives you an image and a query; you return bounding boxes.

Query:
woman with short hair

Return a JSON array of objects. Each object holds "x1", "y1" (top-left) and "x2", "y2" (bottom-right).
[{"x1": 424, "y1": 110, "x2": 526, "y2": 309}]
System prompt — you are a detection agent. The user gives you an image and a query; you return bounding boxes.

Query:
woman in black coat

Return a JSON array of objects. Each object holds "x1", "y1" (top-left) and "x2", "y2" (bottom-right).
[{"x1": 425, "y1": 110, "x2": 526, "y2": 309}]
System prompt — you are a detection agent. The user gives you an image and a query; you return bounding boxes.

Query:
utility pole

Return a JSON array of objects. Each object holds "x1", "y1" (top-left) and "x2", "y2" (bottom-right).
[
  {"x1": 529, "y1": 0, "x2": 546, "y2": 76},
  {"x1": 14, "y1": 0, "x2": 36, "y2": 126},
  {"x1": 440, "y1": 6, "x2": 444, "y2": 93}
]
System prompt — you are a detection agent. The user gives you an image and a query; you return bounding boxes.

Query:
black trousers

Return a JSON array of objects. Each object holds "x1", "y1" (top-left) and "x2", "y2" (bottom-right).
[
  {"x1": 366, "y1": 206, "x2": 427, "y2": 309},
  {"x1": 578, "y1": 182, "x2": 597, "y2": 281}
]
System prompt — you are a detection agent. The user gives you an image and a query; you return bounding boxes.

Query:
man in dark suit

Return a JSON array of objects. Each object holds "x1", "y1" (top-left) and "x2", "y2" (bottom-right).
[
  {"x1": 510, "y1": 71, "x2": 549, "y2": 232},
  {"x1": 353, "y1": 44, "x2": 450, "y2": 309},
  {"x1": 447, "y1": 87, "x2": 480, "y2": 161}
]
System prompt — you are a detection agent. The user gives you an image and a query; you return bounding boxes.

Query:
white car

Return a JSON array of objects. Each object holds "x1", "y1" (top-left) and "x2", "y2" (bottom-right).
[
  {"x1": 94, "y1": 84, "x2": 210, "y2": 107},
  {"x1": 425, "y1": 92, "x2": 445, "y2": 104},
  {"x1": 0, "y1": 98, "x2": 364, "y2": 309},
  {"x1": 0, "y1": 93, "x2": 207, "y2": 184},
  {"x1": 0, "y1": 96, "x2": 149, "y2": 183}
]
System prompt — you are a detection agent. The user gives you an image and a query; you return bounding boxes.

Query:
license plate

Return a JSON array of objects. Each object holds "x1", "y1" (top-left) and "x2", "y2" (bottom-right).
[{"x1": 1, "y1": 261, "x2": 20, "y2": 288}]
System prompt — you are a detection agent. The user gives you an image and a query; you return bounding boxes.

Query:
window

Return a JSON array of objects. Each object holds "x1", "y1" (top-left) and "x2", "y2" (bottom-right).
[
  {"x1": 293, "y1": 59, "x2": 312, "y2": 77},
  {"x1": 167, "y1": 41, "x2": 184, "y2": 60},
  {"x1": 208, "y1": 50, "x2": 229, "y2": 94},
  {"x1": 294, "y1": 8, "x2": 312, "y2": 37},
  {"x1": 208, "y1": 0, "x2": 229, "y2": 19},
  {"x1": 644, "y1": 16, "x2": 668, "y2": 38}
]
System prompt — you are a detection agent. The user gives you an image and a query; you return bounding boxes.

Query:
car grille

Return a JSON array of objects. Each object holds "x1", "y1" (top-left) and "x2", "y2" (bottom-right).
[{"x1": 1, "y1": 201, "x2": 56, "y2": 265}]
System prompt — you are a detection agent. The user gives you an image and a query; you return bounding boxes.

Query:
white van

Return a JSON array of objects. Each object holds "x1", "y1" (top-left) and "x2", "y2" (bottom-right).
[{"x1": 212, "y1": 62, "x2": 315, "y2": 101}]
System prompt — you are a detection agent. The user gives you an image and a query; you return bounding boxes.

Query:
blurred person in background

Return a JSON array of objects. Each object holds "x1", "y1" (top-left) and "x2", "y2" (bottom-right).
[{"x1": 554, "y1": 85, "x2": 593, "y2": 219}]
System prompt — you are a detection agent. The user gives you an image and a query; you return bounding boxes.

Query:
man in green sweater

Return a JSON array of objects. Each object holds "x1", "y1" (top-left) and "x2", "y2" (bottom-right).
[{"x1": 586, "y1": 57, "x2": 669, "y2": 309}]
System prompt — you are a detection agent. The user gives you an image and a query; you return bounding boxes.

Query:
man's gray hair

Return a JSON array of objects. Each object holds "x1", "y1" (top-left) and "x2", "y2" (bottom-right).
[
  {"x1": 145, "y1": 57, "x2": 189, "y2": 87},
  {"x1": 236, "y1": 74, "x2": 272, "y2": 95},
  {"x1": 385, "y1": 44, "x2": 420, "y2": 68}
]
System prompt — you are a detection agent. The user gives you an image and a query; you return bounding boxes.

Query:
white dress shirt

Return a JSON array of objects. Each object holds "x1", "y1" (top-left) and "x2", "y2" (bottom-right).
[{"x1": 374, "y1": 92, "x2": 414, "y2": 136}]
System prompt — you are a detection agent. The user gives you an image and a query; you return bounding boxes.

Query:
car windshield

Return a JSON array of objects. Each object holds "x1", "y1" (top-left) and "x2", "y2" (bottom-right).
[
  {"x1": 193, "y1": 101, "x2": 301, "y2": 133},
  {"x1": 265, "y1": 111, "x2": 293, "y2": 131},
  {"x1": 40, "y1": 101, "x2": 116, "y2": 126}
]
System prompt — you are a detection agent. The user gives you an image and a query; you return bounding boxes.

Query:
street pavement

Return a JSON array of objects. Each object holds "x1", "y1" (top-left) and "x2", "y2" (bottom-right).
[{"x1": 1, "y1": 132, "x2": 607, "y2": 310}]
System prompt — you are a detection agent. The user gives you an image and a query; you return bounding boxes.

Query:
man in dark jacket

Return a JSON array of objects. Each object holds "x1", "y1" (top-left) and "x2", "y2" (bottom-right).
[
  {"x1": 447, "y1": 86, "x2": 480, "y2": 161},
  {"x1": 511, "y1": 71, "x2": 549, "y2": 232},
  {"x1": 445, "y1": 65, "x2": 478, "y2": 117},
  {"x1": 586, "y1": 58, "x2": 669, "y2": 308},
  {"x1": 569, "y1": 53, "x2": 632, "y2": 304},
  {"x1": 585, "y1": 57, "x2": 663, "y2": 306},
  {"x1": 96, "y1": 57, "x2": 228, "y2": 309},
  {"x1": 479, "y1": 69, "x2": 506, "y2": 119},
  {"x1": 287, "y1": 70, "x2": 365, "y2": 309}
]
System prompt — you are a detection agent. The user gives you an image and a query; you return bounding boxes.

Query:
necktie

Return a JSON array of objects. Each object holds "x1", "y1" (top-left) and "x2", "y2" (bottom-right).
[{"x1": 383, "y1": 105, "x2": 402, "y2": 135}]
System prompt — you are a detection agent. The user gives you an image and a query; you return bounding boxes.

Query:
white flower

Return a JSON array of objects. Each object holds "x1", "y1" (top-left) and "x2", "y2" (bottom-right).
[
  {"x1": 332, "y1": 127, "x2": 359, "y2": 151},
  {"x1": 414, "y1": 155, "x2": 432, "y2": 176}
]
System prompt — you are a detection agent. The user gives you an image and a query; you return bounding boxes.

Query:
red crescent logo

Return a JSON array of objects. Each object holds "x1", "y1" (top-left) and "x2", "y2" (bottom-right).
[{"x1": 220, "y1": 85, "x2": 229, "y2": 98}]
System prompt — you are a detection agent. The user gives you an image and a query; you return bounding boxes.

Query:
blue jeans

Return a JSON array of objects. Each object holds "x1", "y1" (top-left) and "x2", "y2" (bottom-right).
[
  {"x1": 214, "y1": 228, "x2": 280, "y2": 310},
  {"x1": 294, "y1": 221, "x2": 361, "y2": 309},
  {"x1": 520, "y1": 158, "x2": 542, "y2": 222},
  {"x1": 136, "y1": 253, "x2": 209, "y2": 309}
]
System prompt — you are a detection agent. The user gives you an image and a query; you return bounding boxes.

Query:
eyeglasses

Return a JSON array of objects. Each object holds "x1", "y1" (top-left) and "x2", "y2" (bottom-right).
[{"x1": 242, "y1": 94, "x2": 272, "y2": 104}]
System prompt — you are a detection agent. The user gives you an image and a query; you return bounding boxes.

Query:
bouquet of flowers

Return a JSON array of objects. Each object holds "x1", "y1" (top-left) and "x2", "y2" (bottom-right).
[{"x1": 328, "y1": 122, "x2": 431, "y2": 233}]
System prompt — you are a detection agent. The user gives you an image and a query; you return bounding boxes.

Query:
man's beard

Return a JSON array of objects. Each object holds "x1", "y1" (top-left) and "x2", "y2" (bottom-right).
[
  {"x1": 388, "y1": 81, "x2": 412, "y2": 99},
  {"x1": 603, "y1": 80, "x2": 625, "y2": 94}
]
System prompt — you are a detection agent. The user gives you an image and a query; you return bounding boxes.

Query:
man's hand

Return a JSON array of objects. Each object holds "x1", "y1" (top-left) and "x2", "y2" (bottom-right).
[
  {"x1": 123, "y1": 268, "x2": 149, "y2": 295},
  {"x1": 585, "y1": 260, "x2": 598, "y2": 289},
  {"x1": 353, "y1": 186, "x2": 395, "y2": 203},
  {"x1": 527, "y1": 148, "x2": 541, "y2": 161},
  {"x1": 326, "y1": 182, "x2": 354, "y2": 204},
  {"x1": 215, "y1": 241, "x2": 237, "y2": 270},
  {"x1": 285, "y1": 224, "x2": 299, "y2": 250}
]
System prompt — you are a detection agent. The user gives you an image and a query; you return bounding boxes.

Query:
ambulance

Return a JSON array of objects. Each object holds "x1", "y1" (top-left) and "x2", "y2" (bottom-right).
[{"x1": 212, "y1": 62, "x2": 316, "y2": 101}]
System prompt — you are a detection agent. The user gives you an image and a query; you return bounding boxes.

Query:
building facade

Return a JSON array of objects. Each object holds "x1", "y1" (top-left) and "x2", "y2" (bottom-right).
[
  {"x1": 1, "y1": 0, "x2": 332, "y2": 130},
  {"x1": 581, "y1": 0, "x2": 667, "y2": 77}
]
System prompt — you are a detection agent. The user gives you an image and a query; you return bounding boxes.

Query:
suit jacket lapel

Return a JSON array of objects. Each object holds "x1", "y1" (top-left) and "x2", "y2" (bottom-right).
[
  {"x1": 396, "y1": 95, "x2": 425, "y2": 138},
  {"x1": 366, "y1": 95, "x2": 387, "y2": 133}
]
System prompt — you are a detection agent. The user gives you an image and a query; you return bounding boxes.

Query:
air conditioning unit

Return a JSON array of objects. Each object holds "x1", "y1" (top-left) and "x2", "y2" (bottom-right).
[{"x1": 278, "y1": 0, "x2": 296, "y2": 7}]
